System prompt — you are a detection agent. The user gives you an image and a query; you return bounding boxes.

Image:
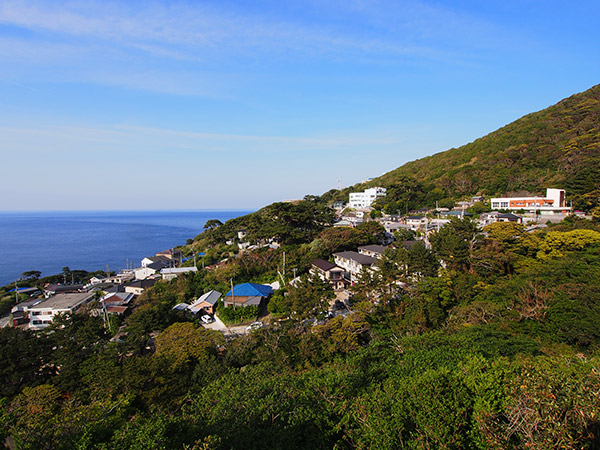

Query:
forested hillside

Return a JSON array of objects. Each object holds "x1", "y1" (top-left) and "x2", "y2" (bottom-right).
[
  {"x1": 322, "y1": 84, "x2": 600, "y2": 214},
  {"x1": 1, "y1": 217, "x2": 599, "y2": 449},
  {"x1": 2, "y1": 86, "x2": 600, "y2": 449}
]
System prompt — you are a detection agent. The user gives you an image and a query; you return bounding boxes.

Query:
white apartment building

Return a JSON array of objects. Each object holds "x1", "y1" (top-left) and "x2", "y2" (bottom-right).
[
  {"x1": 333, "y1": 251, "x2": 377, "y2": 283},
  {"x1": 28, "y1": 292, "x2": 95, "y2": 330},
  {"x1": 349, "y1": 187, "x2": 387, "y2": 209},
  {"x1": 490, "y1": 188, "x2": 571, "y2": 214}
]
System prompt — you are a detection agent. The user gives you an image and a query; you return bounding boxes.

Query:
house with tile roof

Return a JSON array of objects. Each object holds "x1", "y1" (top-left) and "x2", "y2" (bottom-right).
[{"x1": 311, "y1": 259, "x2": 348, "y2": 290}]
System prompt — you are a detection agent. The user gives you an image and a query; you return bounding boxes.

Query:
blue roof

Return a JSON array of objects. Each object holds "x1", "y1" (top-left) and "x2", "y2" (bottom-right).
[{"x1": 225, "y1": 282, "x2": 272, "y2": 298}]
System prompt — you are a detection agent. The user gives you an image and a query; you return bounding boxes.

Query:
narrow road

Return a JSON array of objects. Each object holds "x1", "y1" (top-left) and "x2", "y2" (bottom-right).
[
  {"x1": 0, "y1": 315, "x2": 11, "y2": 329},
  {"x1": 202, "y1": 314, "x2": 248, "y2": 336}
]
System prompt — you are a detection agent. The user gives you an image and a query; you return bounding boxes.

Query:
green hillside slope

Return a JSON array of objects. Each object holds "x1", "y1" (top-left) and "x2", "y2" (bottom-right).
[{"x1": 328, "y1": 84, "x2": 600, "y2": 213}]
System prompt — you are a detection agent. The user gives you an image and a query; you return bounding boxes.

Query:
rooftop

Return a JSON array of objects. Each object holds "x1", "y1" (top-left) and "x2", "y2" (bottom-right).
[
  {"x1": 192, "y1": 290, "x2": 222, "y2": 306},
  {"x1": 161, "y1": 267, "x2": 198, "y2": 274},
  {"x1": 29, "y1": 292, "x2": 94, "y2": 311},
  {"x1": 334, "y1": 251, "x2": 377, "y2": 266},
  {"x1": 126, "y1": 279, "x2": 157, "y2": 289},
  {"x1": 358, "y1": 244, "x2": 386, "y2": 254},
  {"x1": 312, "y1": 259, "x2": 338, "y2": 271},
  {"x1": 225, "y1": 283, "x2": 272, "y2": 298},
  {"x1": 44, "y1": 284, "x2": 84, "y2": 292}
]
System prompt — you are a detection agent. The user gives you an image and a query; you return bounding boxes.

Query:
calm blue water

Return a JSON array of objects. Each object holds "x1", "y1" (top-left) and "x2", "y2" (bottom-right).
[{"x1": 0, "y1": 210, "x2": 251, "y2": 287}]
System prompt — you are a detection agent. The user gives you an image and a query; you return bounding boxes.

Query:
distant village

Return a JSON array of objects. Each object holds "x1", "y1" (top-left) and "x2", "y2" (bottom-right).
[{"x1": 5, "y1": 186, "x2": 580, "y2": 333}]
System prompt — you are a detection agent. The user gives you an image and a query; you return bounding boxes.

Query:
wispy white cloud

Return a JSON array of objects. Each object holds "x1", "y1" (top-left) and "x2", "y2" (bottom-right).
[
  {"x1": 0, "y1": 0, "x2": 512, "y2": 63},
  {"x1": 0, "y1": 0, "x2": 525, "y2": 97},
  {"x1": 0, "y1": 123, "x2": 405, "y2": 156}
]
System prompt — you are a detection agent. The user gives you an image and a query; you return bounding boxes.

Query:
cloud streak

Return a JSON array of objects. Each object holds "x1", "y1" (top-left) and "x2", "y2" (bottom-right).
[
  {"x1": 0, "y1": 0, "x2": 512, "y2": 63},
  {"x1": 0, "y1": 123, "x2": 406, "y2": 156}
]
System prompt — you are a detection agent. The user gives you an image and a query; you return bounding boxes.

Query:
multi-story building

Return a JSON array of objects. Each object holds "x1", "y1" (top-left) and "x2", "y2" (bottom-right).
[
  {"x1": 333, "y1": 251, "x2": 377, "y2": 283},
  {"x1": 28, "y1": 292, "x2": 95, "y2": 330},
  {"x1": 311, "y1": 259, "x2": 348, "y2": 291},
  {"x1": 490, "y1": 188, "x2": 570, "y2": 214},
  {"x1": 349, "y1": 187, "x2": 387, "y2": 209}
]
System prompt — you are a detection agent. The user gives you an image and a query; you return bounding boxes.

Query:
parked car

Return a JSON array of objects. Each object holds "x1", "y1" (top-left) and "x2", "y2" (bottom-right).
[
  {"x1": 245, "y1": 321, "x2": 263, "y2": 332},
  {"x1": 201, "y1": 314, "x2": 214, "y2": 324}
]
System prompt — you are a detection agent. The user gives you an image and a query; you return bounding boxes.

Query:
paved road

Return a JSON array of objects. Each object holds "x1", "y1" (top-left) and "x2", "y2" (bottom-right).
[
  {"x1": 0, "y1": 315, "x2": 11, "y2": 329},
  {"x1": 202, "y1": 315, "x2": 248, "y2": 336}
]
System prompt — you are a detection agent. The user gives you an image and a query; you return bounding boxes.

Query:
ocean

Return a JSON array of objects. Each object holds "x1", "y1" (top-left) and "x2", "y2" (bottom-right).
[{"x1": 0, "y1": 210, "x2": 251, "y2": 287}]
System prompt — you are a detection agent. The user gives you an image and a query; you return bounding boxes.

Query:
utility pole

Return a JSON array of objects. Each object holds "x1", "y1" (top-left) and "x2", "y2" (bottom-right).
[
  {"x1": 230, "y1": 278, "x2": 235, "y2": 310},
  {"x1": 282, "y1": 251, "x2": 286, "y2": 279}
]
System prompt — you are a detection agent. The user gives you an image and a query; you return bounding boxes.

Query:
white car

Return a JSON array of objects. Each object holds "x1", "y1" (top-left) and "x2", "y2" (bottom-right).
[
  {"x1": 245, "y1": 321, "x2": 263, "y2": 332},
  {"x1": 200, "y1": 314, "x2": 214, "y2": 324}
]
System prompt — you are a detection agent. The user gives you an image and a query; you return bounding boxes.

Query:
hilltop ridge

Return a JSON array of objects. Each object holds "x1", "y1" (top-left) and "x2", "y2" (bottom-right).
[{"x1": 322, "y1": 84, "x2": 600, "y2": 213}]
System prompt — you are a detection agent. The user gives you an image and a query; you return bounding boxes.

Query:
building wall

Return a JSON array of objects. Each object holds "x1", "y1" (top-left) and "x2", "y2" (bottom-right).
[
  {"x1": 490, "y1": 189, "x2": 570, "y2": 212},
  {"x1": 349, "y1": 187, "x2": 386, "y2": 209},
  {"x1": 29, "y1": 308, "x2": 69, "y2": 329}
]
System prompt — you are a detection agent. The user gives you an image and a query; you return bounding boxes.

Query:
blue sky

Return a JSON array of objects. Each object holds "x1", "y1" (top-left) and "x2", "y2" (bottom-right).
[{"x1": 1, "y1": 0, "x2": 599, "y2": 210}]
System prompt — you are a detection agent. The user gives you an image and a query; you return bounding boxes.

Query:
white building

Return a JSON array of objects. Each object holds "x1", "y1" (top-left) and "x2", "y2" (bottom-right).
[
  {"x1": 405, "y1": 216, "x2": 427, "y2": 230},
  {"x1": 333, "y1": 251, "x2": 377, "y2": 283},
  {"x1": 28, "y1": 292, "x2": 95, "y2": 330},
  {"x1": 349, "y1": 187, "x2": 387, "y2": 209},
  {"x1": 490, "y1": 188, "x2": 571, "y2": 214},
  {"x1": 160, "y1": 266, "x2": 198, "y2": 281}
]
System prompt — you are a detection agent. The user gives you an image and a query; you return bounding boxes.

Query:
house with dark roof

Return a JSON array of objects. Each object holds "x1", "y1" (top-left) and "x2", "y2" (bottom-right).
[
  {"x1": 156, "y1": 249, "x2": 183, "y2": 261},
  {"x1": 311, "y1": 259, "x2": 348, "y2": 290},
  {"x1": 43, "y1": 284, "x2": 84, "y2": 298},
  {"x1": 358, "y1": 244, "x2": 387, "y2": 259},
  {"x1": 141, "y1": 255, "x2": 172, "y2": 267},
  {"x1": 480, "y1": 212, "x2": 523, "y2": 227},
  {"x1": 125, "y1": 278, "x2": 158, "y2": 295},
  {"x1": 333, "y1": 251, "x2": 377, "y2": 283},
  {"x1": 223, "y1": 283, "x2": 272, "y2": 308},
  {"x1": 189, "y1": 290, "x2": 222, "y2": 315},
  {"x1": 134, "y1": 260, "x2": 171, "y2": 280}
]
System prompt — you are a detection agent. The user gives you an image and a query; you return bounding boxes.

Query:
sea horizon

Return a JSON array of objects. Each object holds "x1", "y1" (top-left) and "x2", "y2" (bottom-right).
[{"x1": 0, "y1": 209, "x2": 253, "y2": 287}]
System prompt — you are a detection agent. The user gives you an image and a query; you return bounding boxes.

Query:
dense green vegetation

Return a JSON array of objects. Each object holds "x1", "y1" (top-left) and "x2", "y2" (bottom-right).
[
  {"x1": 1, "y1": 217, "x2": 600, "y2": 449},
  {"x1": 2, "y1": 85, "x2": 600, "y2": 448}
]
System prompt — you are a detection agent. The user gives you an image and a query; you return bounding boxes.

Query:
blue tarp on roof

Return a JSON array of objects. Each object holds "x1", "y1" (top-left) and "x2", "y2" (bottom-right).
[
  {"x1": 225, "y1": 282, "x2": 272, "y2": 297},
  {"x1": 8, "y1": 287, "x2": 40, "y2": 293}
]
